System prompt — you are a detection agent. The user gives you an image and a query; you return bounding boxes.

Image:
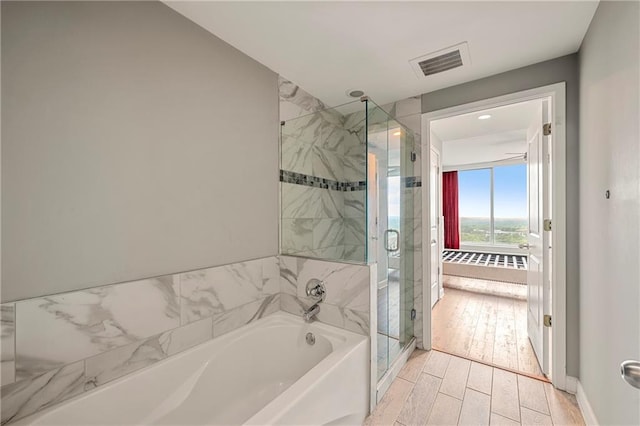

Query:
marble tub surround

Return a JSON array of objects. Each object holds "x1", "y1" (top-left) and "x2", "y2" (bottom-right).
[
  {"x1": 211, "y1": 294, "x2": 279, "y2": 338},
  {"x1": 1, "y1": 256, "x2": 282, "y2": 425},
  {"x1": 15, "y1": 276, "x2": 181, "y2": 380},
  {"x1": 84, "y1": 317, "x2": 214, "y2": 391},
  {"x1": 1, "y1": 361, "x2": 85, "y2": 425},
  {"x1": 1, "y1": 304, "x2": 16, "y2": 385},
  {"x1": 279, "y1": 256, "x2": 371, "y2": 335},
  {"x1": 280, "y1": 294, "x2": 369, "y2": 336},
  {"x1": 179, "y1": 257, "x2": 279, "y2": 325}
]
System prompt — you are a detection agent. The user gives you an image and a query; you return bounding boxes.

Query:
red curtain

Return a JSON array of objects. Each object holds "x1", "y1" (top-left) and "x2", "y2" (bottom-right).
[{"x1": 442, "y1": 171, "x2": 460, "y2": 249}]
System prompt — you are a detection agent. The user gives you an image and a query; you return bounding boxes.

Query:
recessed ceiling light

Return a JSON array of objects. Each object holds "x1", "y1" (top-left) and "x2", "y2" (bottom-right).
[
  {"x1": 478, "y1": 114, "x2": 492, "y2": 120},
  {"x1": 393, "y1": 131, "x2": 401, "y2": 136},
  {"x1": 346, "y1": 89, "x2": 365, "y2": 98}
]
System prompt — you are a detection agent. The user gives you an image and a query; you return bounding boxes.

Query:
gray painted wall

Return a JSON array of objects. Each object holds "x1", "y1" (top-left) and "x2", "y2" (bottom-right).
[
  {"x1": 1, "y1": 1, "x2": 279, "y2": 302},
  {"x1": 579, "y1": 2, "x2": 639, "y2": 424},
  {"x1": 421, "y1": 54, "x2": 581, "y2": 377}
]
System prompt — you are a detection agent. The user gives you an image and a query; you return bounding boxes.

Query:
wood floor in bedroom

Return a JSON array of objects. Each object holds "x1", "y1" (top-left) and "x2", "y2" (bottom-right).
[{"x1": 432, "y1": 285, "x2": 543, "y2": 378}]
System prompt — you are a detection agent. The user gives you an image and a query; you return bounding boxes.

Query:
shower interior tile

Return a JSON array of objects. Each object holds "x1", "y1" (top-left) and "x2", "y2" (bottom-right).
[
  {"x1": 281, "y1": 134, "x2": 313, "y2": 176},
  {"x1": 344, "y1": 218, "x2": 366, "y2": 246},
  {"x1": 281, "y1": 183, "x2": 321, "y2": 219},
  {"x1": 344, "y1": 191, "x2": 366, "y2": 218},
  {"x1": 319, "y1": 189, "x2": 344, "y2": 219},
  {"x1": 343, "y1": 244, "x2": 366, "y2": 263},
  {"x1": 310, "y1": 246, "x2": 345, "y2": 262},
  {"x1": 312, "y1": 218, "x2": 344, "y2": 250},
  {"x1": 312, "y1": 146, "x2": 344, "y2": 182},
  {"x1": 281, "y1": 218, "x2": 314, "y2": 254}
]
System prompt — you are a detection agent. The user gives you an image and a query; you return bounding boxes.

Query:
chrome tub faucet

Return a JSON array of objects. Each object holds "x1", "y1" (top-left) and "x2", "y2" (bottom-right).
[
  {"x1": 303, "y1": 279, "x2": 326, "y2": 323},
  {"x1": 303, "y1": 303, "x2": 321, "y2": 322}
]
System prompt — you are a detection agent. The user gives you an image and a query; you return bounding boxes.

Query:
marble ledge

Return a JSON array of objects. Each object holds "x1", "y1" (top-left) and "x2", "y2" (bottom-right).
[{"x1": 1, "y1": 304, "x2": 16, "y2": 386}]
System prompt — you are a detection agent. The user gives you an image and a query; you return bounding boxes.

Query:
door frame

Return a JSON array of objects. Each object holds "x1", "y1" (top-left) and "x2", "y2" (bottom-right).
[
  {"x1": 429, "y1": 146, "x2": 443, "y2": 307},
  {"x1": 420, "y1": 82, "x2": 568, "y2": 390}
]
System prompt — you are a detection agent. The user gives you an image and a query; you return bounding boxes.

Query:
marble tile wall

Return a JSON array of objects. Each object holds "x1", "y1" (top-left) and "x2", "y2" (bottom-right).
[
  {"x1": 279, "y1": 76, "x2": 367, "y2": 262},
  {"x1": 279, "y1": 78, "x2": 424, "y2": 347},
  {"x1": 279, "y1": 256, "x2": 370, "y2": 336},
  {"x1": 1, "y1": 305, "x2": 15, "y2": 386},
  {"x1": 0, "y1": 256, "x2": 280, "y2": 425}
]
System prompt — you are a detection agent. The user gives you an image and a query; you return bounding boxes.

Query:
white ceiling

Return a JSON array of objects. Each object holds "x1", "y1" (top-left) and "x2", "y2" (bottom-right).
[
  {"x1": 166, "y1": 1, "x2": 598, "y2": 108},
  {"x1": 433, "y1": 99, "x2": 542, "y2": 167}
]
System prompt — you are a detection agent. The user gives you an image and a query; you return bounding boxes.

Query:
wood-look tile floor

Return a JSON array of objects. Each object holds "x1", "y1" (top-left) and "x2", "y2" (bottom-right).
[
  {"x1": 364, "y1": 350, "x2": 585, "y2": 426},
  {"x1": 432, "y1": 287, "x2": 543, "y2": 377}
]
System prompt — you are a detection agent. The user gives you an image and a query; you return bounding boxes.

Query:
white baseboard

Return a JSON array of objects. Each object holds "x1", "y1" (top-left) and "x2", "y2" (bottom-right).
[
  {"x1": 576, "y1": 380, "x2": 599, "y2": 426},
  {"x1": 565, "y1": 375, "x2": 578, "y2": 394}
]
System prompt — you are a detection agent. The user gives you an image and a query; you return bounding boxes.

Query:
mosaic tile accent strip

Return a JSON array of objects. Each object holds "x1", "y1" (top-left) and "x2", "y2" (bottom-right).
[
  {"x1": 280, "y1": 170, "x2": 366, "y2": 192},
  {"x1": 402, "y1": 176, "x2": 422, "y2": 188}
]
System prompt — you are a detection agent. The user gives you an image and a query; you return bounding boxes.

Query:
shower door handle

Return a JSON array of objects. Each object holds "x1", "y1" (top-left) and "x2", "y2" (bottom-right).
[{"x1": 384, "y1": 229, "x2": 400, "y2": 252}]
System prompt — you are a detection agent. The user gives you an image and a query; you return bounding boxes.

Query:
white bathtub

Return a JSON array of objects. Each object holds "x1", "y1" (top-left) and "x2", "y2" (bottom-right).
[{"x1": 15, "y1": 312, "x2": 369, "y2": 425}]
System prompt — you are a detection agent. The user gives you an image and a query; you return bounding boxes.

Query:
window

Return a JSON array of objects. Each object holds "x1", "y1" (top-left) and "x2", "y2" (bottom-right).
[
  {"x1": 458, "y1": 164, "x2": 527, "y2": 246},
  {"x1": 459, "y1": 169, "x2": 491, "y2": 244}
]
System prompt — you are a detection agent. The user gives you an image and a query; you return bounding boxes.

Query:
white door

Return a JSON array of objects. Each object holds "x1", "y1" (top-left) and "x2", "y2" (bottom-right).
[
  {"x1": 525, "y1": 101, "x2": 550, "y2": 374},
  {"x1": 430, "y1": 149, "x2": 440, "y2": 308}
]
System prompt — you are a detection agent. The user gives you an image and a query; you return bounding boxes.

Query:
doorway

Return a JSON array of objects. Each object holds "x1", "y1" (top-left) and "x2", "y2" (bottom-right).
[{"x1": 421, "y1": 83, "x2": 568, "y2": 389}]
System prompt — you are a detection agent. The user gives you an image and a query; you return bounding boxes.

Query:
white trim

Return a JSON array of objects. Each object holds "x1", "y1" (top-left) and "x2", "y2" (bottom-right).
[
  {"x1": 565, "y1": 375, "x2": 578, "y2": 394},
  {"x1": 577, "y1": 380, "x2": 600, "y2": 426},
  {"x1": 443, "y1": 157, "x2": 525, "y2": 172},
  {"x1": 421, "y1": 136, "x2": 432, "y2": 351},
  {"x1": 421, "y1": 82, "x2": 568, "y2": 389}
]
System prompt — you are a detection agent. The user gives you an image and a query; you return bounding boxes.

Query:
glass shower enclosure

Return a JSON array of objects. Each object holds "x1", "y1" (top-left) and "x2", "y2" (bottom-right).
[
  {"x1": 366, "y1": 102, "x2": 416, "y2": 382},
  {"x1": 279, "y1": 98, "x2": 416, "y2": 386}
]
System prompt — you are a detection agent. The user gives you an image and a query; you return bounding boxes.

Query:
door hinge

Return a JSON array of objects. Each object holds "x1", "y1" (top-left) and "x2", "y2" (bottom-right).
[
  {"x1": 544, "y1": 314, "x2": 552, "y2": 327},
  {"x1": 544, "y1": 219, "x2": 552, "y2": 231},
  {"x1": 411, "y1": 309, "x2": 416, "y2": 321},
  {"x1": 543, "y1": 123, "x2": 552, "y2": 136},
  {"x1": 410, "y1": 151, "x2": 417, "y2": 162}
]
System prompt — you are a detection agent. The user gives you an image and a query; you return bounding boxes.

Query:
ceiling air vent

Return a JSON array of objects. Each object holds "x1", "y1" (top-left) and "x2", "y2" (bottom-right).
[{"x1": 409, "y1": 42, "x2": 470, "y2": 78}]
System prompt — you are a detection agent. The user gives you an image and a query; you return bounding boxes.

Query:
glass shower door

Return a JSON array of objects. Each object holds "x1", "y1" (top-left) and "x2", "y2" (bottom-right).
[{"x1": 367, "y1": 102, "x2": 415, "y2": 381}]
